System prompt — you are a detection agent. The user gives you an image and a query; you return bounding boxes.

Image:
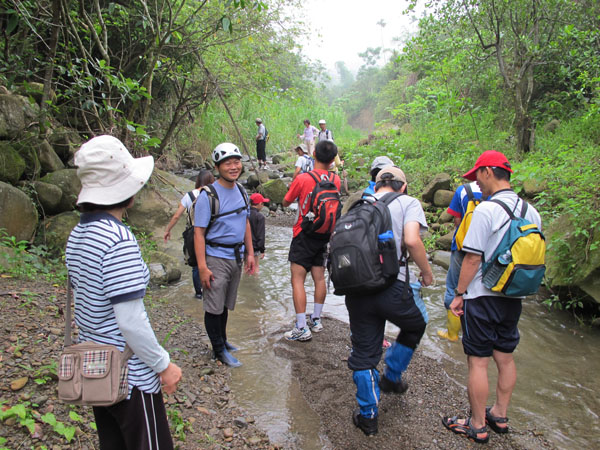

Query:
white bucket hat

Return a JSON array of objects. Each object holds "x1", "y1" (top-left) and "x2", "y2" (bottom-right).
[{"x1": 75, "y1": 135, "x2": 154, "y2": 205}]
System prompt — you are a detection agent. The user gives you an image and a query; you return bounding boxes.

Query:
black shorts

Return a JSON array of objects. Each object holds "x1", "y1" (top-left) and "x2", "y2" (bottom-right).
[
  {"x1": 288, "y1": 232, "x2": 328, "y2": 271},
  {"x1": 256, "y1": 139, "x2": 266, "y2": 162},
  {"x1": 461, "y1": 295, "x2": 522, "y2": 357}
]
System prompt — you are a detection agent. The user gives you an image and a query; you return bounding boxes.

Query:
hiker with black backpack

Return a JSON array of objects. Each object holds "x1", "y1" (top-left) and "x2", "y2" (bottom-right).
[
  {"x1": 164, "y1": 169, "x2": 215, "y2": 300},
  {"x1": 281, "y1": 140, "x2": 341, "y2": 342},
  {"x1": 442, "y1": 151, "x2": 544, "y2": 444},
  {"x1": 193, "y1": 143, "x2": 256, "y2": 368},
  {"x1": 337, "y1": 165, "x2": 433, "y2": 436}
]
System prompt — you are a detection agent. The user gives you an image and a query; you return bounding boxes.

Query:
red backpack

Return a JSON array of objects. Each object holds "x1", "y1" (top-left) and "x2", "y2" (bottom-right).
[{"x1": 300, "y1": 171, "x2": 341, "y2": 238}]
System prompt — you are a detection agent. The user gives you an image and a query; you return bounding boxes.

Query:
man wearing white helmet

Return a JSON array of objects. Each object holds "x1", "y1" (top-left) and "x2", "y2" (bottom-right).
[
  {"x1": 194, "y1": 143, "x2": 256, "y2": 368},
  {"x1": 317, "y1": 119, "x2": 334, "y2": 142}
]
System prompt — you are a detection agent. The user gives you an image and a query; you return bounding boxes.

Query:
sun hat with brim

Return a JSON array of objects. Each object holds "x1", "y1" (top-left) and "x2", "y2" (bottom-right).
[
  {"x1": 296, "y1": 143, "x2": 309, "y2": 154},
  {"x1": 376, "y1": 165, "x2": 407, "y2": 184},
  {"x1": 462, "y1": 150, "x2": 513, "y2": 181},
  {"x1": 75, "y1": 135, "x2": 154, "y2": 205},
  {"x1": 255, "y1": 118, "x2": 262, "y2": 123},
  {"x1": 250, "y1": 193, "x2": 270, "y2": 204}
]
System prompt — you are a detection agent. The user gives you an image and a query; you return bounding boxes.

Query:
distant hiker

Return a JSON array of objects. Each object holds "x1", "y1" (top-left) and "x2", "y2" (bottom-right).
[
  {"x1": 66, "y1": 135, "x2": 182, "y2": 448},
  {"x1": 345, "y1": 165, "x2": 433, "y2": 436},
  {"x1": 249, "y1": 193, "x2": 269, "y2": 269},
  {"x1": 437, "y1": 181, "x2": 484, "y2": 341},
  {"x1": 282, "y1": 140, "x2": 341, "y2": 341},
  {"x1": 194, "y1": 143, "x2": 256, "y2": 368},
  {"x1": 292, "y1": 143, "x2": 314, "y2": 180},
  {"x1": 255, "y1": 118, "x2": 267, "y2": 168},
  {"x1": 317, "y1": 119, "x2": 334, "y2": 142},
  {"x1": 363, "y1": 155, "x2": 394, "y2": 197},
  {"x1": 164, "y1": 169, "x2": 215, "y2": 299},
  {"x1": 297, "y1": 119, "x2": 318, "y2": 156},
  {"x1": 442, "y1": 150, "x2": 543, "y2": 444}
]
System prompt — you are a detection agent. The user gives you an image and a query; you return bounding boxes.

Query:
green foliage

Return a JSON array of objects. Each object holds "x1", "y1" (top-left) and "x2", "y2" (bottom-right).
[
  {"x1": 167, "y1": 407, "x2": 191, "y2": 442},
  {"x1": 40, "y1": 412, "x2": 76, "y2": 442},
  {"x1": 0, "y1": 229, "x2": 67, "y2": 281}
]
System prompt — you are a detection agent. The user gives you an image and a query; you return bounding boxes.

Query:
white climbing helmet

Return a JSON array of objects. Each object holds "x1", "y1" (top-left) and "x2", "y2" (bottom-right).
[
  {"x1": 370, "y1": 156, "x2": 394, "y2": 173},
  {"x1": 212, "y1": 142, "x2": 242, "y2": 164}
]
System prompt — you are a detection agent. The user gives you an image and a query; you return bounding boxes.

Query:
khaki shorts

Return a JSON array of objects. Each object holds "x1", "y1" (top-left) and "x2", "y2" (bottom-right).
[{"x1": 203, "y1": 255, "x2": 242, "y2": 315}]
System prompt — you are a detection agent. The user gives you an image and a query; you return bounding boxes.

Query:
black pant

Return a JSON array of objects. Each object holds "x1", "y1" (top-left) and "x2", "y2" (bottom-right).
[
  {"x1": 256, "y1": 139, "x2": 266, "y2": 162},
  {"x1": 345, "y1": 279, "x2": 427, "y2": 371},
  {"x1": 204, "y1": 308, "x2": 229, "y2": 353},
  {"x1": 93, "y1": 387, "x2": 173, "y2": 450}
]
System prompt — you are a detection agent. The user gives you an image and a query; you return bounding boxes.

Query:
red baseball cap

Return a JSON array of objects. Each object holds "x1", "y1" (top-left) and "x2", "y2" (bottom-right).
[
  {"x1": 250, "y1": 193, "x2": 270, "y2": 204},
  {"x1": 462, "y1": 150, "x2": 513, "y2": 181}
]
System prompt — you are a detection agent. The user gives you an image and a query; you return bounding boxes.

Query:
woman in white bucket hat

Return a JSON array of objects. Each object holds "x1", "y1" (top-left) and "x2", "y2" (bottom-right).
[{"x1": 65, "y1": 135, "x2": 181, "y2": 449}]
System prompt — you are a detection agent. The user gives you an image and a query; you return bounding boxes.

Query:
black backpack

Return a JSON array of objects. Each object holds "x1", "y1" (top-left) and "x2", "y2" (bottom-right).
[
  {"x1": 328, "y1": 192, "x2": 408, "y2": 296},
  {"x1": 300, "y1": 171, "x2": 342, "y2": 238},
  {"x1": 182, "y1": 191, "x2": 199, "y2": 266}
]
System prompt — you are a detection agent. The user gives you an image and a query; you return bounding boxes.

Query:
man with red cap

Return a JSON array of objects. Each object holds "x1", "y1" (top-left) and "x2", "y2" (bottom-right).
[
  {"x1": 249, "y1": 193, "x2": 269, "y2": 268},
  {"x1": 442, "y1": 150, "x2": 542, "y2": 444}
]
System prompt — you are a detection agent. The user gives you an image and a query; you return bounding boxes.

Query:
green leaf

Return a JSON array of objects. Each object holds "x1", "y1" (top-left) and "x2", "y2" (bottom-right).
[
  {"x1": 222, "y1": 17, "x2": 231, "y2": 33},
  {"x1": 126, "y1": 124, "x2": 136, "y2": 132},
  {"x1": 69, "y1": 410, "x2": 82, "y2": 422},
  {"x1": 41, "y1": 412, "x2": 57, "y2": 427}
]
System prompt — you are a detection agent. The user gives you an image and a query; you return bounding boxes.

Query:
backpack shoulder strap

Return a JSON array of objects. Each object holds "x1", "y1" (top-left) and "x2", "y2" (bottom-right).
[
  {"x1": 378, "y1": 192, "x2": 403, "y2": 206},
  {"x1": 307, "y1": 170, "x2": 319, "y2": 184},
  {"x1": 236, "y1": 182, "x2": 249, "y2": 208},
  {"x1": 201, "y1": 185, "x2": 220, "y2": 228},
  {"x1": 520, "y1": 199, "x2": 529, "y2": 218},
  {"x1": 186, "y1": 191, "x2": 197, "y2": 225},
  {"x1": 489, "y1": 198, "x2": 515, "y2": 220},
  {"x1": 464, "y1": 183, "x2": 474, "y2": 201}
]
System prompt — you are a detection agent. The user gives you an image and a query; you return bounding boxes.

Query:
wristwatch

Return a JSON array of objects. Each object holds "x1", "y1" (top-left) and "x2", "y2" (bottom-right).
[{"x1": 454, "y1": 288, "x2": 466, "y2": 297}]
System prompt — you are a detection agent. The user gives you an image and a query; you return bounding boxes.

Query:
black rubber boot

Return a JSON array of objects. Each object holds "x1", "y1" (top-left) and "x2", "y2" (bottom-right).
[
  {"x1": 353, "y1": 408, "x2": 378, "y2": 436},
  {"x1": 380, "y1": 374, "x2": 409, "y2": 394}
]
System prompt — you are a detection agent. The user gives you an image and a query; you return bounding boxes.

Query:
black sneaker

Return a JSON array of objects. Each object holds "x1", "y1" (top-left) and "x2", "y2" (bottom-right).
[
  {"x1": 380, "y1": 375, "x2": 408, "y2": 394},
  {"x1": 353, "y1": 408, "x2": 377, "y2": 436}
]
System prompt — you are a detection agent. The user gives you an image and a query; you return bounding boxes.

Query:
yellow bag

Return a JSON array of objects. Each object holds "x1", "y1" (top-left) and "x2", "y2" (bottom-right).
[{"x1": 455, "y1": 184, "x2": 481, "y2": 250}]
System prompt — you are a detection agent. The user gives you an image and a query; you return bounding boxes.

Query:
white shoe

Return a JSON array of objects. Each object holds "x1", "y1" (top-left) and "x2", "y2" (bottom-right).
[
  {"x1": 284, "y1": 326, "x2": 312, "y2": 341},
  {"x1": 309, "y1": 317, "x2": 323, "y2": 333}
]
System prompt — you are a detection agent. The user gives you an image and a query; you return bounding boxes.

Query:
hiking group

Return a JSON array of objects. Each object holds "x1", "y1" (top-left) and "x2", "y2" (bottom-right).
[{"x1": 65, "y1": 129, "x2": 545, "y2": 447}]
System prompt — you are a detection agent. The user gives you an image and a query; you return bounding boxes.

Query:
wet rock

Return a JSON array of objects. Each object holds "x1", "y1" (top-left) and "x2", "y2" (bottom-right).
[
  {"x1": 234, "y1": 417, "x2": 248, "y2": 428},
  {"x1": 432, "y1": 251, "x2": 451, "y2": 270}
]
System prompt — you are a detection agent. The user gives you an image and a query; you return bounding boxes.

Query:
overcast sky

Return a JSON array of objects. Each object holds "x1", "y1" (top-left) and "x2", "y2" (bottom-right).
[{"x1": 297, "y1": 0, "x2": 421, "y2": 76}]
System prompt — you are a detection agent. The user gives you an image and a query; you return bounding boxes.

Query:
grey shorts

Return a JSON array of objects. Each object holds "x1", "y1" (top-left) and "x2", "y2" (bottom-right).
[{"x1": 203, "y1": 255, "x2": 242, "y2": 315}]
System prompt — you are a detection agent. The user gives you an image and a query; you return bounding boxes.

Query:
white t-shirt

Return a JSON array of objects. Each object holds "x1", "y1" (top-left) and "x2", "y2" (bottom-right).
[
  {"x1": 462, "y1": 189, "x2": 542, "y2": 299},
  {"x1": 180, "y1": 189, "x2": 201, "y2": 210},
  {"x1": 374, "y1": 192, "x2": 428, "y2": 282},
  {"x1": 294, "y1": 154, "x2": 313, "y2": 173}
]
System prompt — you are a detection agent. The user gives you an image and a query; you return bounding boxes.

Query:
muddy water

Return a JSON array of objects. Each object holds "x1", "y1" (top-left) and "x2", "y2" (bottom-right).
[{"x1": 164, "y1": 224, "x2": 600, "y2": 449}]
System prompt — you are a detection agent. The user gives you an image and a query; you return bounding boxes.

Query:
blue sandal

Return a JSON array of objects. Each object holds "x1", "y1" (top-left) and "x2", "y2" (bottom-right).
[
  {"x1": 442, "y1": 416, "x2": 489, "y2": 444},
  {"x1": 486, "y1": 407, "x2": 509, "y2": 434}
]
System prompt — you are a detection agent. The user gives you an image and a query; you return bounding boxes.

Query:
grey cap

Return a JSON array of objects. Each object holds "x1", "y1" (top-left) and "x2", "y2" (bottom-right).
[{"x1": 370, "y1": 156, "x2": 394, "y2": 173}]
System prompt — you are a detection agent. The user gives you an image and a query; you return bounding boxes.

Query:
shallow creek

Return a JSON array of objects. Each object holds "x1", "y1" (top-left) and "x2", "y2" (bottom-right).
[{"x1": 161, "y1": 224, "x2": 600, "y2": 449}]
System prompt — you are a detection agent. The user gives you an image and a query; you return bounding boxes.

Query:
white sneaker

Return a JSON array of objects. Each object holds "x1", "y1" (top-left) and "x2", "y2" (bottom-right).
[
  {"x1": 284, "y1": 326, "x2": 312, "y2": 341},
  {"x1": 309, "y1": 317, "x2": 323, "y2": 333}
]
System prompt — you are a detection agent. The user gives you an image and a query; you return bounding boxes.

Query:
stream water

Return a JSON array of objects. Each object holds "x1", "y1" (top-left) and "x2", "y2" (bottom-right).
[{"x1": 162, "y1": 223, "x2": 600, "y2": 449}]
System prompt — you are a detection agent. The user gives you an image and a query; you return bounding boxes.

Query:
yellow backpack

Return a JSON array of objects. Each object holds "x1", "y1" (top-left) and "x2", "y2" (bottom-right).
[{"x1": 455, "y1": 184, "x2": 481, "y2": 251}]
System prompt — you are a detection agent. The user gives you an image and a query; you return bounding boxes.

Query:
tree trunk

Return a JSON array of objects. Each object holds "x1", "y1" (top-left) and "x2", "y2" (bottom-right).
[{"x1": 39, "y1": 0, "x2": 61, "y2": 136}]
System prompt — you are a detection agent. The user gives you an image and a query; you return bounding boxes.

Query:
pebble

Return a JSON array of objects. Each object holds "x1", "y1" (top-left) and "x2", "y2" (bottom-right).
[
  {"x1": 223, "y1": 427, "x2": 234, "y2": 438},
  {"x1": 10, "y1": 376, "x2": 28, "y2": 391}
]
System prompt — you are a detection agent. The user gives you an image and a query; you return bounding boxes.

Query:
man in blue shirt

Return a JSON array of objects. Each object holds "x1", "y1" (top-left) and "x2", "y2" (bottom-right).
[{"x1": 194, "y1": 143, "x2": 256, "y2": 367}]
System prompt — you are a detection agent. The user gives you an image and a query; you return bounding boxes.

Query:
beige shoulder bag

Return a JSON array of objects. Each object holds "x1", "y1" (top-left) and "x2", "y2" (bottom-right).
[{"x1": 57, "y1": 277, "x2": 133, "y2": 406}]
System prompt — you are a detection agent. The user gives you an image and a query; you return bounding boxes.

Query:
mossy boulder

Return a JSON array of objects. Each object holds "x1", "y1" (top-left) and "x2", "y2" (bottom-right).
[
  {"x1": 48, "y1": 127, "x2": 80, "y2": 163},
  {"x1": 545, "y1": 214, "x2": 600, "y2": 304},
  {"x1": 15, "y1": 82, "x2": 56, "y2": 105},
  {"x1": 259, "y1": 179, "x2": 287, "y2": 205},
  {"x1": 521, "y1": 179, "x2": 547, "y2": 198},
  {"x1": 0, "y1": 94, "x2": 39, "y2": 138},
  {"x1": 15, "y1": 142, "x2": 41, "y2": 180},
  {"x1": 246, "y1": 171, "x2": 269, "y2": 189},
  {"x1": 40, "y1": 169, "x2": 80, "y2": 213},
  {"x1": 0, "y1": 181, "x2": 38, "y2": 242},
  {"x1": 32, "y1": 181, "x2": 63, "y2": 215},
  {"x1": 435, "y1": 230, "x2": 453, "y2": 251},
  {"x1": 35, "y1": 211, "x2": 80, "y2": 255},
  {"x1": 421, "y1": 173, "x2": 451, "y2": 203},
  {"x1": 147, "y1": 250, "x2": 182, "y2": 285},
  {"x1": 0, "y1": 142, "x2": 26, "y2": 184},
  {"x1": 37, "y1": 139, "x2": 65, "y2": 174},
  {"x1": 271, "y1": 154, "x2": 287, "y2": 165},
  {"x1": 433, "y1": 189, "x2": 454, "y2": 207}
]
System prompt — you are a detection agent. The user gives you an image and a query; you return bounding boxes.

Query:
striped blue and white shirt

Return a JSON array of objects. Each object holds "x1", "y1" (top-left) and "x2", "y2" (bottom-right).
[{"x1": 65, "y1": 212, "x2": 160, "y2": 396}]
